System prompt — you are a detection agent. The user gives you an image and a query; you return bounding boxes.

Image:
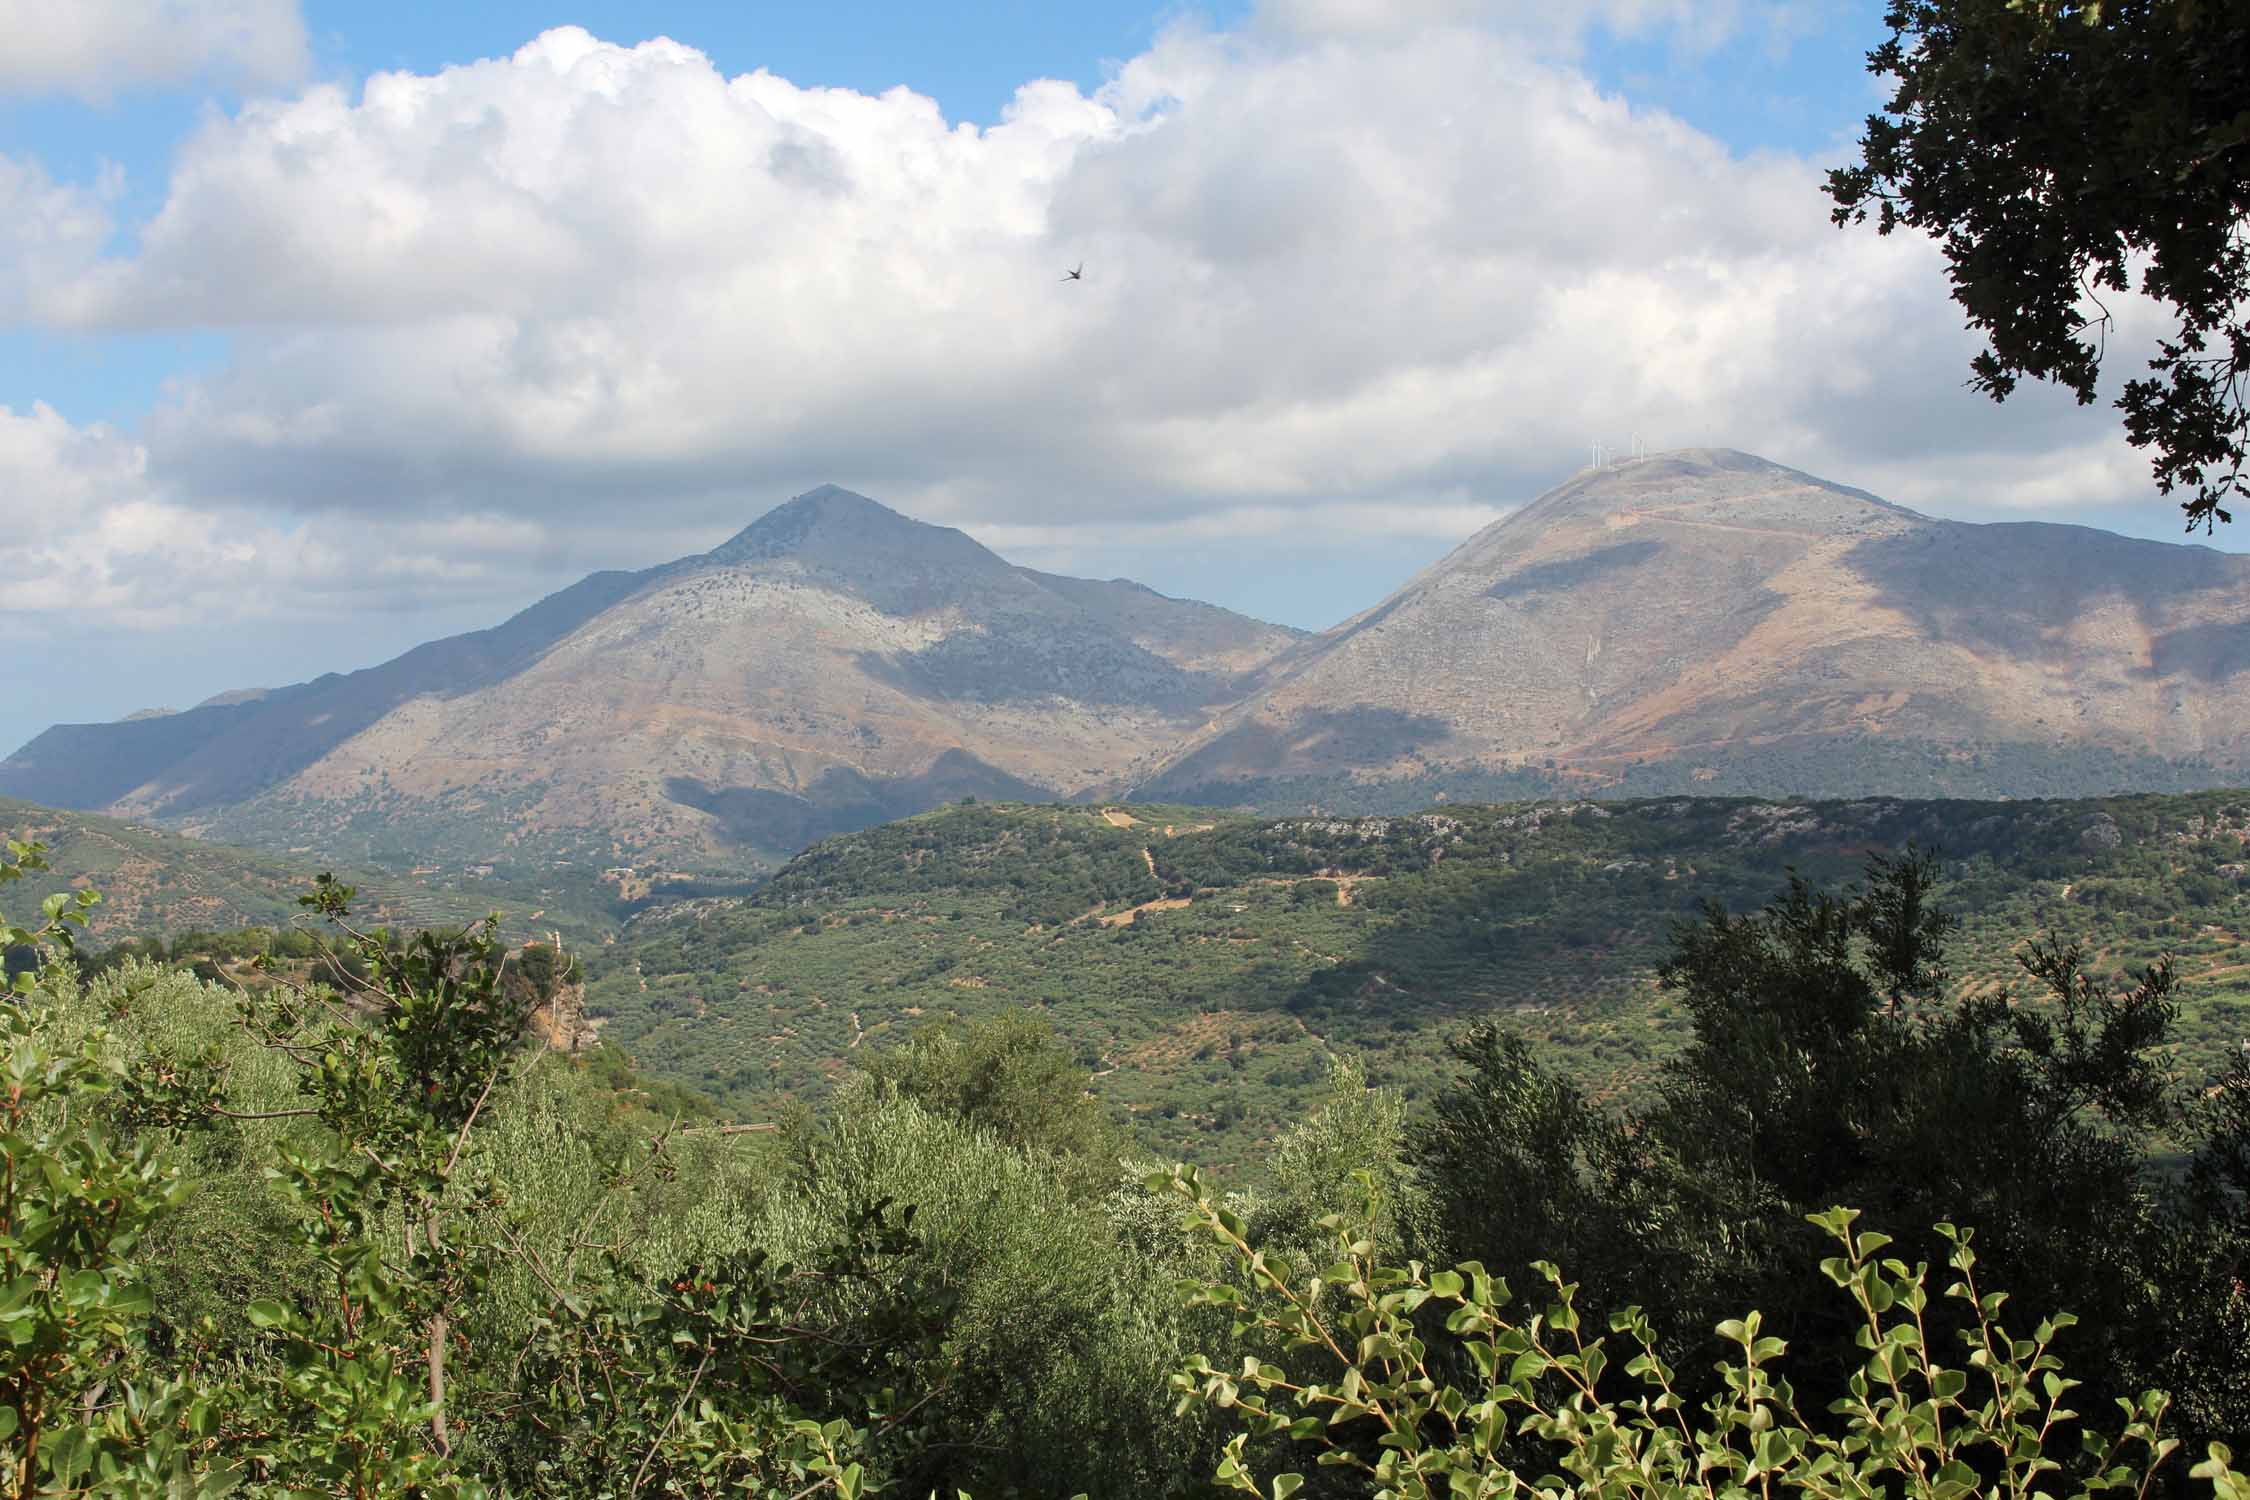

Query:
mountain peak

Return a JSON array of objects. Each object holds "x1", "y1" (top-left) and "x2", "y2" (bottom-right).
[
  {"x1": 792, "y1": 482, "x2": 887, "y2": 511},
  {"x1": 706, "y1": 484, "x2": 948, "y2": 564},
  {"x1": 1485, "y1": 447, "x2": 1925, "y2": 543},
  {"x1": 709, "y1": 485, "x2": 900, "y2": 554},
  {"x1": 1145, "y1": 445, "x2": 2250, "y2": 804},
  {"x1": 699, "y1": 484, "x2": 1032, "y2": 615}
]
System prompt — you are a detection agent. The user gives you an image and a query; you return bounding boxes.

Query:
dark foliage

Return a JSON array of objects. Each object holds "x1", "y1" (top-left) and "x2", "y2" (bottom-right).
[
  {"x1": 1830, "y1": 0, "x2": 2250, "y2": 529},
  {"x1": 1419, "y1": 851, "x2": 2250, "y2": 1479}
]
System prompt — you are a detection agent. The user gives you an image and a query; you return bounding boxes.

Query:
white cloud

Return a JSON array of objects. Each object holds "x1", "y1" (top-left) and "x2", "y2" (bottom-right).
[
  {"x1": 0, "y1": 156, "x2": 115, "y2": 320},
  {"x1": 0, "y1": 10, "x2": 2191, "y2": 652},
  {"x1": 0, "y1": 0, "x2": 308, "y2": 101},
  {"x1": 0, "y1": 401, "x2": 144, "y2": 527},
  {"x1": 0, "y1": 402, "x2": 577, "y2": 635},
  {"x1": 0, "y1": 402, "x2": 272, "y2": 627}
]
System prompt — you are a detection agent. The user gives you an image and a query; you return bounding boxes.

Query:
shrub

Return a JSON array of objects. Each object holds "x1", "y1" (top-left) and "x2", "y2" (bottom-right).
[{"x1": 1158, "y1": 1163, "x2": 2248, "y2": 1500}]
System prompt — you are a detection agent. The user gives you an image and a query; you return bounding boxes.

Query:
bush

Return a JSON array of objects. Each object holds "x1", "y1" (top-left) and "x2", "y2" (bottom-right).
[{"x1": 1158, "y1": 1164, "x2": 2248, "y2": 1500}]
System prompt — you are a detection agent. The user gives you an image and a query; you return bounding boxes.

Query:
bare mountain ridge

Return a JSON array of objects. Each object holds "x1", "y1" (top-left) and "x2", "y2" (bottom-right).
[
  {"x1": 1142, "y1": 449, "x2": 2250, "y2": 801},
  {"x1": 3, "y1": 486, "x2": 1304, "y2": 865},
  {"x1": 4, "y1": 565, "x2": 658, "y2": 816},
  {"x1": 9, "y1": 452, "x2": 2248, "y2": 868}
]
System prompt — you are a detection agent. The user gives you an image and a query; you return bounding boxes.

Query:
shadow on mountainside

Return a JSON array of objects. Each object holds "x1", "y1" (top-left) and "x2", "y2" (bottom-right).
[
  {"x1": 2147, "y1": 619, "x2": 2250, "y2": 684},
  {"x1": 1486, "y1": 540, "x2": 1666, "y2": 598},
  {"x1": 1844, "y1": 524, "x2": 2248, "y2": 665},
  {"x1": 853, "y1": 628, "x2": 1218, "y2": 710},
  {"x1": 665, "y1": 750, "x2": 1050, "y2": 857},
  {"x1": 1141, "y1": 708, "x2": 1457, "y2": 796}
]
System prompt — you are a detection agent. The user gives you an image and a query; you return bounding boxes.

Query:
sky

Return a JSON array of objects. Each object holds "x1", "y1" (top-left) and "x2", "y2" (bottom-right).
[{"x1": 1, "y1": 0, "x2": 2239, "y2": 753}]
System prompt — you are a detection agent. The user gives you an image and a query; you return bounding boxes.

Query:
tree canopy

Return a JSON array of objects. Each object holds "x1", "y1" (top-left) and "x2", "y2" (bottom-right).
[
  {"x1": 1829, "y1": 0, "x2": 2250, "y2": 529},
  {"x1": 1417, "y1": 851, "x2": 2250, "y2": 1465}
]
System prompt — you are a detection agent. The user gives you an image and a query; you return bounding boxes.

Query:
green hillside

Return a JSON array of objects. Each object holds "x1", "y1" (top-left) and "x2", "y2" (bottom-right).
[
  {"x1": 588, "y1": 792, "x2": 2250, "y2": 1175},
  {"x1": 0, "y1": 795, "x2": 622, "y2": 947}
]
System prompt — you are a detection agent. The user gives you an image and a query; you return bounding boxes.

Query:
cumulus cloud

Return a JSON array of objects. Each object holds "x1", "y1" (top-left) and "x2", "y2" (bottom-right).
[
  {"x1": 0, "y1": 156, "x2": 115, "y2": 321},
  {"x1": 0, "y1": 10, "x2": 2177, "y2": 652},
  {"x1": 0, "y1": 402, "x2": 270, "y2": 628},
  {"x1": 0, "y1": 402, "x2": 144, "y2": 524},
  {"x1": 0, "y1": 402, "x2": 583, "y2": 639},
  {"x1": 0, "y1": 0, "x2": 308, "y2": 101}
]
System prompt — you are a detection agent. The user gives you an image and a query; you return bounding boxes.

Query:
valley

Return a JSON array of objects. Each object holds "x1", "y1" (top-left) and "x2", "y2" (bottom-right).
[
  {"x1": 586, "y1": 790, "x2": 2250, "y2": 1173},
  {"x1": 16, "y1": 449, "x2": 2250, "y2": 1176},
  {"x1": 26, "y1": 778, "x2": 2250, "y2": 1181}
]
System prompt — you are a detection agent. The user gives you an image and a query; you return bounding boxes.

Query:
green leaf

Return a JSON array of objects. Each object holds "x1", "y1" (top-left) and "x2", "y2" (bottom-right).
[
  {"x1": 50, "y1": 1423, "x2": 91, "y2": 1486},
  {"x1": 244, "y1": 1298, "x2": 291, "y2": 1329}
]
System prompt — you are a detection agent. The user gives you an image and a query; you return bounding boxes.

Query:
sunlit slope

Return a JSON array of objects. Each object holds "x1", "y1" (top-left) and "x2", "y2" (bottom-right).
[
  {"x1": 1, "y1": 487, "x2": 1302, "y2": 869},
  {"x1": 1144, "y1": 449, "x2": 2250, "y2": 805}
]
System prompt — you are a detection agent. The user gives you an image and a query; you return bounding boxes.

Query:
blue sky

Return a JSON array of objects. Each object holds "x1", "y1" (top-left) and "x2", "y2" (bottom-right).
[{"x1": 0, "y1": 1, "x2": 2232, "y2": 750}]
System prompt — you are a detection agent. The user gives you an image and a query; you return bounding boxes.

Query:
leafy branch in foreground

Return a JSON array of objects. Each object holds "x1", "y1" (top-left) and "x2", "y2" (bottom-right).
[
  {"x1": 211, "y1": 874, "x2": 535, "y2": 1495},
  {"x1": 1157, "y1": 1163, "x2": 2249, "y2": 1500},
  {"x1": 226, "y1": 875, "x2": 921, "y2": 1497}
]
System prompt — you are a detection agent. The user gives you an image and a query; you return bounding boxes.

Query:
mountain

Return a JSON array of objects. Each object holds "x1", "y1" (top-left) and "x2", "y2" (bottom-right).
[
  {"x1": 1, "y1": 487, "x2": 1303, "y2": 868},
  {"x1": 1141, "y1": 449, "x2": 2250, "y2": 805},
  {"x1": 11, "y1": 454, "x2": 2249, "y2": 872},
  {"x1": 588, "y1": 792, "x2": 2250, "y2": 1171}
]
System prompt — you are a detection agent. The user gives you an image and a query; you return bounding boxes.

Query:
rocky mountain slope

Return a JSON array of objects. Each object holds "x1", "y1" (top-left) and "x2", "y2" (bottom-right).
[
  {"x1": 1142, "y1": 449, "x2": 2250, "y2": 804},
  {"x1": 1, "y1": 487, "x2": 1302, "y2": 867},
  {"x1": 10, "y1": 453, "x2": 2249, "y2": 870}
]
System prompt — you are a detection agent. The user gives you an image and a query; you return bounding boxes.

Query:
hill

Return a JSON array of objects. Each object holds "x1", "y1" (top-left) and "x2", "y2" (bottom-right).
[
  {"x1": 0, "y1": 796, "x2": 618, "y2": 947},
  {"x1": 584, "y1": 791, "x2": 2250, "y2": 1174},
  {"x1": 1140, "y1": 449, "x2": 2250, "y2": 806}
]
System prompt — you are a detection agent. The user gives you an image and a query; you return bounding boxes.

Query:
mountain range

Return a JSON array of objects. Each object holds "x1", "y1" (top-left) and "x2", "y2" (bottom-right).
[
  {"x1": 4, "y1": 486, "x2": 1300, "y2": 867},
  {"x1": 8, "y1": 450, "x2": 2248, "y2": 869}
]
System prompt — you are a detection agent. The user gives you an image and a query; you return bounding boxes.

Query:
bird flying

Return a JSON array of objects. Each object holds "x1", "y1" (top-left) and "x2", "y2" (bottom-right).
[{"x1": 1061, "y1": 263, "x2": 1083, "y2": 282}]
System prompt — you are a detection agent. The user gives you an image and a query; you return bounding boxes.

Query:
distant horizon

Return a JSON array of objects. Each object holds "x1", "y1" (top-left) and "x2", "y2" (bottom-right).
[{"x1": 16, "y1": 441, "x2": 2248, "y2": 748}]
